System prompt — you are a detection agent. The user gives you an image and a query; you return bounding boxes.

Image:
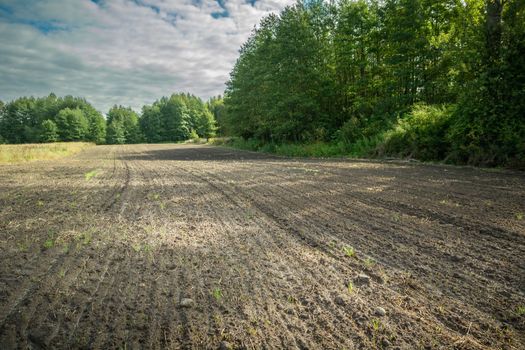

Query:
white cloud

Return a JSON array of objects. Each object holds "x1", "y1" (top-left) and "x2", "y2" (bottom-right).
[{"x1": 0, "y1": 0, "x2": 294, "y2": 112}]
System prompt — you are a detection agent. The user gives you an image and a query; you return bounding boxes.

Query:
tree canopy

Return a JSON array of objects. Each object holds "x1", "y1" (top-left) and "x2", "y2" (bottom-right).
[
  {"x1": 222, "y1": 0, "x2": 525, "y2": 167},
  {"x1": 0, "y1": 92, "x2": 217, "y2": 145}
]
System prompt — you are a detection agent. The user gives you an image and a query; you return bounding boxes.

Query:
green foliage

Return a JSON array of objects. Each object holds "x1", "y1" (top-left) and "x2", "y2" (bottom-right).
[
  {"x1": 343, "y1": 245, "x2": 356, "y2": 258},
  {"x1": 216, "y1": 0, "x2": 524, "y2": 168},
  {"x1": 140, "y1": 93, "x2": 216, "y2": 143},
  {"x1": 39, "y1": 120, "x2": 59, "y2": 142},
  {"x1": 0, "y1": 94, "x2": 105, "y2": 144},
  {"x1": 378, "y1": 104, "x2": 455, "y2": 160},
  {"x1": 106, "y1": 106, "x2": 142, "y2": 144},
  {"x1": 56, "y1": 107, "x2": 89, "y2": 141}
]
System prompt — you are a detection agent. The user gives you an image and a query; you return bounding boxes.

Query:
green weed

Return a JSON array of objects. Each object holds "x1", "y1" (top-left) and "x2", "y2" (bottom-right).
[
  {"x1": 365, "y1": 257, "x2": 376, "y2": 267},
  {"x1": 517, "y1": 305, "x2": 525, "y2": 316},
  {"x1": 84, "y1": 169, "x2": 99, "y2": 181},
  {"x1": 43, "y1": 239, "x2": 54, "y2": 249},
  {"x1": 347, "y1": 282, "x2": 354, "y2": 294},
  {"x1": 371, "y1": 319, "x2": 381, "y2": 331},
  {"x1": 78, "y1": 232, "x2": 93, "y2": 245},
  {"x1": 18, "y1": 241, "x2": 30, "y2": 252},
  {"x1": 516, "y1": 213, "x2": 523, "y2": 220},
  {"x1": 343, "y1": 245, "x2": 356, "y2": 258},
  {"x1": 212, "y1": 288, "x2": 223, "y2": 301}
]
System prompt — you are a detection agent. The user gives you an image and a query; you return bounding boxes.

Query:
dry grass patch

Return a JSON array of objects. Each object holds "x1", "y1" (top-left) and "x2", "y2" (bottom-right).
[{"x1": 0, "y1": 142, "x2": 94, "y2": 164}]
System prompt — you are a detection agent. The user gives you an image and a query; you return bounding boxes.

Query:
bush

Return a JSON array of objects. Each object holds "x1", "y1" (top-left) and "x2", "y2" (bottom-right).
[{"x1": 376, "y1": 104, "x2": 455, "y2": 160}]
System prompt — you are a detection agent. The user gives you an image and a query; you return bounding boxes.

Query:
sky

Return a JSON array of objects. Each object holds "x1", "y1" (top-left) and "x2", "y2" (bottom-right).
[{"x1": 0, "y1": 0, "x2": 293, "y2": 112}]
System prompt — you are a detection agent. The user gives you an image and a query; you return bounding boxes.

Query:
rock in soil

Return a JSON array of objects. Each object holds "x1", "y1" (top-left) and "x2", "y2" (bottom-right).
[
  {"x1": 334, "y1": 296, "x2": 345, "y2": 306},
  {"x1": 219, "y1": 341, "x2": 233, "y2": 350},
  {"x1": 180, "y1": 298, "x2": 195, "y2": 308},
  {"x1": 374, "y1": 307, "x2": 387, "y2": 317}
]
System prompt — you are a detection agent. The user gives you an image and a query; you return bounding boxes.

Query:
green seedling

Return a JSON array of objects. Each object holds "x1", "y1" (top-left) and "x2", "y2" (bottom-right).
[
  {"x1": 517, "y1": 305, "x2": 525, "y2": 316},
  {"x1": 347, "y1": 282, "x2": 354, "y2": 294},
  {"x1": 371, "y1": 319, "x2": 381, "y2": 331},
  {"x1": 37, "y1": 200, "x2": 44, "y2": 207},
  {"x1": 365, "y1": 257, "x2": 376, "y2": 267},
  {"x1": 212, "y1": 288, "x2": 223, "y2": 301},
  {"x1": 18, "y1": 241, "x2": 30, "y2": 252},
  {"x1": 287, "y1": 295, "x2": 297, "y2": 304},
  {"x1": 62, "y1": 244, "x2": 70, "y2": 254},
  {"x1": 343, "y1": 245, "x2": 355, "y2": 258},
  {"x1": 132, "y1": 244, "x2": 142, "y2": 252},
  {"x1": 78, "y1": 232, "x2": 92, "y2": 246},
  {"x1": 84, "y1": 169, "x2": 99, "y2": 181},
  {"x1": 58, "y1": 269, "x2": 66, "y2": 278},
  {"x1": 43, "y1": 239, "x2": 54, "y2": 249},
  {"x1": 516, "y1": 213, "x2": 523, "y2": 220}
]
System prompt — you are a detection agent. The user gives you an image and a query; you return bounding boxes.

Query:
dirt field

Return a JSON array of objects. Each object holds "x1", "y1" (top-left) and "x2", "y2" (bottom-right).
[{"x1": 0, "y1": 144, "x2": 524, "y2": 349}]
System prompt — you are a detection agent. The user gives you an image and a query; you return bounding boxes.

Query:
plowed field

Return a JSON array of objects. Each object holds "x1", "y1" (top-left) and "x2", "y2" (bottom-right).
[{"x1": 1, "y1": 144, "x2": 524, "y2": 349}]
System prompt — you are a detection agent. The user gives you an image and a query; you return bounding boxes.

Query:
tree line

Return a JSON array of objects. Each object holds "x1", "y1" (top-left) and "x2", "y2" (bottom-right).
[
  {"x1": 0, "y1": 93, "x2": 217, "y2": 145},
  {"x1": 223, "y1": 0, "x2": 524, "y2": 167}
]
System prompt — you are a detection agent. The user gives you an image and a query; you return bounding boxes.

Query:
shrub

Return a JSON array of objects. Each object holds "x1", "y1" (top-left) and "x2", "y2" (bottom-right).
[{"x1": 377, "y1": 104, "x2": 455, "y2": 160}]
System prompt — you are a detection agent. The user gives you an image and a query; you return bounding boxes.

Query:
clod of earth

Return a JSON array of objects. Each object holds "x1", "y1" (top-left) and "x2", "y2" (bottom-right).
[
  {"x1": 355, "y1": 273, "x2": 371, "y2": 286},
  {"x1": 179, "y1": 298, "x2": 195, "y2": 308},
  {"x1": 334, "y1": 296, "x2": 345, "y2": 306}
]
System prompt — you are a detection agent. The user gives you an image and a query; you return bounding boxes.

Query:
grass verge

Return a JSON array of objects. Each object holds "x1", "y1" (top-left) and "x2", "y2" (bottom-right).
[
  {"x1": 208, "y1": 137, "x2": 381, "y2": 159},
  {"x1": 0, "y1": 142, "x2": 94, "y2": 164}
]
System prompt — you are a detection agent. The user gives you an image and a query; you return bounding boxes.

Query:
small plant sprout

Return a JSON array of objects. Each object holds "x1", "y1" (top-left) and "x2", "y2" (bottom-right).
[
  {"x1": 517, "y1": 305, "x2": 525, "y2": 316},
  {"x1": 212, "y1": 288, "x2": 223, "y2": 301},
  {"x1": 365, "y1": 257, "x2": 376, "y2": 267},
  {"x1": 287, "y1": 295, "x2": 297, "y2": 304},
  {"x1": 84, "y1": 169, "x2": 99, "y2": 181},
  {"x1": 43, "y1": 239, "x2": 54, "y2": 249},
  {"x1": 42, "y1": 231, "x2": 56, "y2": 249},
  {"x1": 37, "y1": 200, "x2": 44, "y2": 207},
  {"x1": 516, "y1": 212, "x2": 524, "y2": 220},
  {"x1": 18, "y1": 241, "x2": 30, "y2": 252},
  {"x1": 371, "y1": 319, "x2": 381, "y2": 331},
  {"x1": 343, "y1": 246, "x2": 356, "y2": 258},
  {"x1": 347, "y1": 282, "x2": 354, "y2": 294}
]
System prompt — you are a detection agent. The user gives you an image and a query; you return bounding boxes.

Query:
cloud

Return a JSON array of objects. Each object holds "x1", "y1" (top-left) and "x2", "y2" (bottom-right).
[{"x1": 0, "y1": 0, "x2": 294, "y2": 112}]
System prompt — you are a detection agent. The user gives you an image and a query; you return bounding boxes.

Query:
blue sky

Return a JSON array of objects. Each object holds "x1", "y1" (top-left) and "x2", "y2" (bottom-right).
[{"x1": 0, "y1": 0, "x2": 293, "y2": 112}]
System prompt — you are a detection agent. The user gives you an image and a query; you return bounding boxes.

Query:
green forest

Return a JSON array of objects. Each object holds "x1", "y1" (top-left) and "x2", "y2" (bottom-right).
[
  {"x1": 1, "y1": 0, "x2": 524, "y2": 168},
  {"x1": 223, "y1": 0, "x2": 524, "y2": 168},
  {"x1": 0, "y1": 93, "x2": 217, "y2": 145}
]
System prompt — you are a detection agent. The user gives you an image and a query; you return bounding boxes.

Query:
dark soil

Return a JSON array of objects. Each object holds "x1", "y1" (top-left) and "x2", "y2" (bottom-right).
[{"x1": 1, "y1": 144, "x2": 524, "y2": 349}]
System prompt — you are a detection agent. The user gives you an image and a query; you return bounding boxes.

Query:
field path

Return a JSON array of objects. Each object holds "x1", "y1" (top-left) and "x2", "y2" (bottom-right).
[{"x1": 0, "y1": 144, "x2": 524, "y2": 349}]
